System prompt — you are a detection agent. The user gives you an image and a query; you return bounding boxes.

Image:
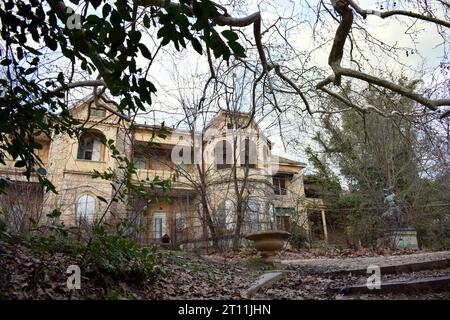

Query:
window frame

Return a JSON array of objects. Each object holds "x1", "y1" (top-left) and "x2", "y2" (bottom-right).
[
  {"x1": 273, "y1": 175, "x2": 288, "y2": 195},
  {"x1": 216, "y1": 200, "x2": 234, "y2": 231},
  {"x1": 240, "y1": 138, "x2": 257, "y2": 168},
  {"x1": 215, "y1": 140, "x2": 231, "y2": 169},
  {"x1": 77, "y1": 131, "x2": 104, "y2": 161},
  {"x1": 76, "y1": 193, "x2": 96, "y2": 225},
  {"x1": 247, "y1": 199, "x2": 260, "y2": 232},
  {"x1": 152, "y1": 212, "x2": 167, "y2": 241}
]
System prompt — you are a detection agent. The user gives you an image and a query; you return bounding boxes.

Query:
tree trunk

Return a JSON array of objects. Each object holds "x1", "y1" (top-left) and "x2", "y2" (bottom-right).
[
  {"x1": 232, "y1": 202, "x2": 243, "y2": 251},
  {"x1": 201, "y1": 196, "x2": 220, "y2": 251}
]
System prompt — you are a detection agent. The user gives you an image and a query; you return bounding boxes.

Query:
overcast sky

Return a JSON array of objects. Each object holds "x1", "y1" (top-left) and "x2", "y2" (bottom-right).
[
  {"x1": 129, "y1": 0, "x2": 448, "y2": 166},
  {"x1": 60, "y1": 1, "x2": 448, "y2": 168}
]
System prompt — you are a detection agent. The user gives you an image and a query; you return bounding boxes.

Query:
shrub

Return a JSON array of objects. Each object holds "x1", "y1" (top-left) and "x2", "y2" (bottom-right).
[
  {"x1": 246, "y1": 257, "x2": 276, "y2": 270},
  {"x1": 0, "y1": 218, "x2": 11, "y2": 241},
  {"x1": 290, "y1": 227, "x2": 308, "y2": 249},
  {"x1": 84, "y1": 226, "x2": 164, "y2": 284}
]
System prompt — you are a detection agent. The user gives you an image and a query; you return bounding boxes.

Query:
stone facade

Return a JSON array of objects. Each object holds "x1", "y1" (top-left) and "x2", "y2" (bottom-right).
[{"x1": 0, "y1": 97, "x2": 309, "y2": 247}]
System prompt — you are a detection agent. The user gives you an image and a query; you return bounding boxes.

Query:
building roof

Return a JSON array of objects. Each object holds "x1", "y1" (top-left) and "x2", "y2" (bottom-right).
[{"x1": 273, "y1": 155, "x2": 306, "y2": 167}]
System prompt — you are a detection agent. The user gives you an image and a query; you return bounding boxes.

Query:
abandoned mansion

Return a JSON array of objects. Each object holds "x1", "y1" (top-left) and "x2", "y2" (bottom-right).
[{"x1": 0, "y1": 96, "x2": 329, "y2": 248}]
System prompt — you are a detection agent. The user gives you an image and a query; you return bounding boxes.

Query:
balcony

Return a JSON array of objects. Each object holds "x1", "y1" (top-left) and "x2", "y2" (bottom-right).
[{"x1": 135, "y1": 168, "x2": 192, "y2": 190}]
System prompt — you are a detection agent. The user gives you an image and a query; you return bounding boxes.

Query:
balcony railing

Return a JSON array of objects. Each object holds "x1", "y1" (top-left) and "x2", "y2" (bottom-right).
[{"x1": 135, "y1": 168, "x2": 191, "y2": 188}]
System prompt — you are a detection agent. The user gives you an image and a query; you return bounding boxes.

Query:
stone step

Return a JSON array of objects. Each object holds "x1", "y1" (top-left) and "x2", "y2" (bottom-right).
[
  {"x1": 327, "y1": 258, "x2": 450, "y2": 276},
  {"x1": 336, "y1": 275, "x2": 450, "y2": 295},
  {"x1": 242, "y1": 271, "x2": 292, "y2": 298}
]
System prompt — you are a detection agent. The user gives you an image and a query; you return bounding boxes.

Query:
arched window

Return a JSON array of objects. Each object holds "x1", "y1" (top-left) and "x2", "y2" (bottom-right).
[
  {"x1": 77, "y1": 131, "x2": 104, "y2": 161},
  {"x1": 247, "y1": 199, "x2": 260, "y2": 232},
  {"x1": 216, "y1": 200, "x2": 234, "y2": 230},
  {"x1": 240, "y1": 138, "x2": 257, "y2": 168},
  {"x1": 76, "y1": 194, "x2": 96, "y2": 224},
  {"x1": 214, "y1": 140, "x2": 232, "y2": 169}
]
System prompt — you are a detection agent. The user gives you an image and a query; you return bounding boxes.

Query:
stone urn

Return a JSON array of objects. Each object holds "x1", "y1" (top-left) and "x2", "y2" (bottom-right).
[{"x1": 245, "y1": 230, "x2": 291, "y2": 253}]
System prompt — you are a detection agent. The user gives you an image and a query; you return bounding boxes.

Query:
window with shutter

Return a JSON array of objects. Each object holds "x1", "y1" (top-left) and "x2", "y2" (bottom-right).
[
  {"x1": 77, "y1": 131, "x2": 104, "y2": 161},
  {"x1": 215, "y1": 140, "x2": 231, "y2": 169}
]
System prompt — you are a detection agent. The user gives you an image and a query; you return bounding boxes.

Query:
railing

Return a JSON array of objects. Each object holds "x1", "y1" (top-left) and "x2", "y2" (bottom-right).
[{"x1": 135, "y1": 168, "x2": 191, "y2": 188}]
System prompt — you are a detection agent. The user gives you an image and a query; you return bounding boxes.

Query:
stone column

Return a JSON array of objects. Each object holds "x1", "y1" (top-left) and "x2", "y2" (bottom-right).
[{"x1": 321, "y1": 209, "x2": 328, "y2": 243}]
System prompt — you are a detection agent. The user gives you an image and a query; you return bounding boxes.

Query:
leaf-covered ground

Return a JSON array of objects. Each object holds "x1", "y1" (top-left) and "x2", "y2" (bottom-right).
[
  {"x1": 0, "y1": 240, "x2": 263, "y2": 300},
  {"x1": 0, "y1": 240, "x2": 448, "y2": 300},
  {"x1": 251, "y1": 266, "x2": 450, "y2": 300}
]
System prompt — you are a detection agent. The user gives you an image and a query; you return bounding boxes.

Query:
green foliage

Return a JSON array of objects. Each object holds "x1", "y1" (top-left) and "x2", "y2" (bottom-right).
[
  {"x1": 314, "y1": 80, "x2": 419, "y2": 202},
  {"x1": 246, "y1": 257, "x2": 276, "y2": 270},
  {"x1": 0, "y1": 0, "x2": 246, "y2": 194},
  {"x1": 0, "y1": 217, "x2": 11, "y2": 241},
  {"x1": 311, "y1": 79, "x2": 431, "y2": 247},
  {"x1": 105, "y1": 286, "x2": 131, "y2": 300},
  {"x1": 90, "y1": 126, "x2": 173, "y2": 232},
  {"x1": 25, "y1": 209, "x2": 83, "y2": 253},
  {"x1": 290, "y1": 226, "x2": 308, "y2": 249},
  {"x1": 27, "y1": 236, "x2": 83, "y2": 255},
  {"x1": 304, "y1": 147, "x2": 341, "y2": 197},
  {"x1": 409, "y1": 175, "x2": 450, "y2": 249},
  {"x1": 156, "y1": 0, "x2": 245, "y2": 59},
  {"x1": 85, "y1": 226, "x2": 164, "y2": 283},
  {"x1": 29, "y1": 209, "x2": 70, "y2": 236}
]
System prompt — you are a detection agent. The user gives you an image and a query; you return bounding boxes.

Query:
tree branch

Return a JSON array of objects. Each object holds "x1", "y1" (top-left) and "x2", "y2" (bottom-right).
[
  {"x1": 50, "y1": 79, "x2": 106, "y2": 94},
  {"x1": 348, "y1": 0, "x2": 450, "y2": 28}
]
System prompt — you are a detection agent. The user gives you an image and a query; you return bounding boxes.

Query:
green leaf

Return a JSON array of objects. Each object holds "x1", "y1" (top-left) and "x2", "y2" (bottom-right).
[
  {"x1": 1, "y1": 59, "x2": 12, "y2": 66},
  {"x1": 57, "y1": 72, "x2": 64, "y2": 84},
  {"x1": 143, "y1": 14, "x2": 151, "y2": 28},
  {"x1": 103, "y1": 3, "x2": 111, "y2": 17},
  {"x1": 228, "y1": 41, "x2": 246, "y2": 58},
  {"x1": 139, "y1": 44, "x2": 152, "y2": 59},
  {"x1": 47, "y1": 209, "x2": 62, "y2": 218},
  {"x1": 90, "y1": 0, "x2": 102, "y2": 9},
  {"x1": 221, "y1": 30, "x2": 239, "y2": 41},
  {"x1": 191, "y1": 38, "x2": 202, "y2": 54},
  {"x1": 17, "y1": 47, "x2": 24, "y2": 60},
  {"x1": 24, "y1": 67, "x2": 37, "y2": 75},
  {"x1": 23, "y1": 45, "x2": 42, "y2": 56},
  {"x1": 129, "y1": 30, "x2": 142, "y2": 43}
]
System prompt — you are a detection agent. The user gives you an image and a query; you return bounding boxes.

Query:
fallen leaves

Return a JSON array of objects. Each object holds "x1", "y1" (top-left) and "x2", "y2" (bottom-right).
[
  {"x1": 1, "y1": 239, "x2": 447, "y2": 300},
  {"x1": 0, "y1": 240, "x2": 261, "y2": 300}
]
